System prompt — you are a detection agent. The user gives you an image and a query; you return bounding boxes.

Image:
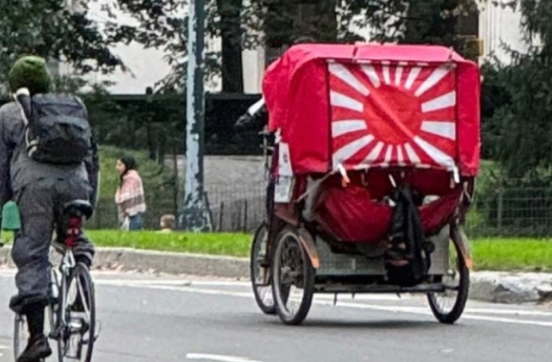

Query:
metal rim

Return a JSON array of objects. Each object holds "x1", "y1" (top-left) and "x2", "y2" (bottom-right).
[
  {"x1": 273, "y1": 231, "x2": 309, "y2": 320},
  {"x1": 58, "y1": 264, "x2": 96, "y2": 362},
  {"x1": 251, "y1": 223, "x2": 276, "y2": 313},
  {"x1": 427, "y1": 238, "x2": 469, "y2": 322}
]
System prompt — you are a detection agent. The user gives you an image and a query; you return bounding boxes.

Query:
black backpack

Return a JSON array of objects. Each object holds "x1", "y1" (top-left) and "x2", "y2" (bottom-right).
[
  {"x1": 14, "y1": 89, "x2": 91, "y2": 165},
  {"x1": 385, "y1": 184, "x2": 433, "y2": 287}
]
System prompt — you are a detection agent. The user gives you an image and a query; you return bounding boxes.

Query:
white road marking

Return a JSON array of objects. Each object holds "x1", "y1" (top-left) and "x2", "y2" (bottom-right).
[
  {"x1": 96, "y1": 279, "x2": 251, "y2": 287},
  {"x1": 0, "y1": 345, "x2": 9, "y2": 350},
  {"x1": 101, "y1": 282, "x2": 552, "y2": 328},
  {"x1": 97, "y1": 279, "x2": 405, "y2": 301},
  {"x1": 3, "y1": 270, "x2": 552, "y2": 324},
  {"x1": 186, "y1": 353, "x2": 262, "y2": 362}
]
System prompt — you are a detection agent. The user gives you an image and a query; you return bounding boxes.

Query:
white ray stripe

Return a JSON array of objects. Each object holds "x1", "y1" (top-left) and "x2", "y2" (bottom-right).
[
  {"x1": 382, "y1": 61, "x2": 391, "y2": 84},
  {"x1": 421, "y1": 121, "x2": 456, "y2": 140},
  {"x1": 329, "y1": 63, "x2": 370, "y2": 96},
  {"x1": 404, "y1": 67, "x2": 422, "y2": 89},
  {"x1": 360, "y1": 64, "x2": 381, "y2": 88},
  {"x1": 333, "y1": 135, "x2": 374, "y2": 165},
  {"x1": 413, "y1": 136, "x2": 455, "y2": 168},
  {"x1": 384, "y1": 145, "x2": 393, "y2": 163},
  {"x1": 397, "y1": 145, "x2": 405, "y2": 164},
  {"x1": 395, "y1": 63, "x2": 407, "y2": 86},
  {"x1": 332, "y1": 120, "x2": 367, "y2": 137},
  {"x1": 363, "y1": 141, "x2": 385, "y2": 163},
  {"x1": 330, "y1": 91, "x2": 364, "y2": 112},
  {"x1": 415, "y1": 65, "x2": 452, "y2": 97},
  {"x1": 404, "y1": 143, "x2": 421, "y2": 163},
  {"x1": 422, "y1": 91, "x2": 456, "y2": 113}
]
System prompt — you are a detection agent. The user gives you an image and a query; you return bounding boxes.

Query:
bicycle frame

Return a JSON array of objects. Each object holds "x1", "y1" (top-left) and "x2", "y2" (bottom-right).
[{"x1": 48, "y1": 215, "x2": 83, "y2": 339}]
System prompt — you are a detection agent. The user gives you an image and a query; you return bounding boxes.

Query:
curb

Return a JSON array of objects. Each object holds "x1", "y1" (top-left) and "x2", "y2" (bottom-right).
[
  {"x1": 0, "y1": 245, "x2": 249, "y2": 279},
  {"x1": 2, "y1": 246, "x2": 551, "y2": 304}
]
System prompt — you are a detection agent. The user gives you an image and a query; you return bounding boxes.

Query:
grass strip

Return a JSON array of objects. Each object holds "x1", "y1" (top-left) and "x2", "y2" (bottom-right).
[{"x1": 4, "y1": 231, "x2": 552, "y2": 272}]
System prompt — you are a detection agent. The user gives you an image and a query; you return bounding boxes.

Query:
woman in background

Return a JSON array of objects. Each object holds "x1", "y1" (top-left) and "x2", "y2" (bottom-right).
[{"x1": 115, "y1": 155, "x2": 146, "y2": 230}]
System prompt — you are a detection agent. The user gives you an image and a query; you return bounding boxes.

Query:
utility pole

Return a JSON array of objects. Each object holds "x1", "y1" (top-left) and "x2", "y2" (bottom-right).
[{"x1": 181, "y1": 0, "x2": 212, "y2": 232}]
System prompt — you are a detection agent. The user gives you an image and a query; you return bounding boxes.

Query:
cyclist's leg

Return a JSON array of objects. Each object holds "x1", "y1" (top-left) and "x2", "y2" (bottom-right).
[{"x1": 10, "y1": 180, "x2": 55, "y2": 361}]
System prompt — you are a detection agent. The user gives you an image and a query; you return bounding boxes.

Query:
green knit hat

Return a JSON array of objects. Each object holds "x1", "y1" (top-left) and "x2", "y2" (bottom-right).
[{"x1": 8, "y1": 56, "x2": 52, "y2": 95}]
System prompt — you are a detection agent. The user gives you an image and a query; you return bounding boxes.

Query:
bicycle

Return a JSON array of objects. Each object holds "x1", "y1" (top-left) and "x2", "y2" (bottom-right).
[{"x1": 14, "y1": 199, "x2": 99, "y2": 362}]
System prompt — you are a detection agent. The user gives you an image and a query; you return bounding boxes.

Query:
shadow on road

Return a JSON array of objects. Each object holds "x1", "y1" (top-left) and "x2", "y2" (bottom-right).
[
  {"x1": 256, "y1": 317, "x2": 463, "y2": 331},
  {"x1": 297, "y1": 319, "x2": 448, "y2": 330}
]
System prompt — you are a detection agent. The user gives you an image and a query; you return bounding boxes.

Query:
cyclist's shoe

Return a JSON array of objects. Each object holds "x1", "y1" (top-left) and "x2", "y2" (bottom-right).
[{"x1": 17, "y1": 334, "x2": 52, "y2": 362}]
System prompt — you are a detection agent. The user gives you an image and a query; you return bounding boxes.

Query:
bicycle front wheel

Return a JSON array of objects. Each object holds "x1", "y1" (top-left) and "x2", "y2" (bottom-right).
[{"x1": 58, "y1": 263, "x2": 96, "y2": 362}]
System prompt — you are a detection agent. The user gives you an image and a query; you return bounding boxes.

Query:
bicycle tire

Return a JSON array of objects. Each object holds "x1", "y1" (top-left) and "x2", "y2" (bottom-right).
[
  {"x1": 427, "y1": 238, "x2": 470, "y2": 325},
  {"x1": 250, "y1": 222, "x2": 276, "y2": 315},
  {"x1": 57, "y1": 262, "x2": 96, "y2": 362}
]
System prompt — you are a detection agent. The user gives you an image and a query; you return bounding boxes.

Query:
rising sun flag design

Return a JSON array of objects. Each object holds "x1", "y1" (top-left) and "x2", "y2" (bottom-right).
[{"x1": 328, "y1": 60, "x2": 458, "y2": 171}]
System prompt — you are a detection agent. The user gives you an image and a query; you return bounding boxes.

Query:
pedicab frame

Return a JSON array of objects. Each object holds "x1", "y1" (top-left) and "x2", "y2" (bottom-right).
[{"x1": 249, "y1": 43, "x2": 480, "y2": 326}]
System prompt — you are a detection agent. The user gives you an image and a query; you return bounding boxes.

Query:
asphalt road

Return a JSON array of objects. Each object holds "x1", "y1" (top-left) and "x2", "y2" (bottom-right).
[{"x1": 1, "y1": 269, "x2": 552, "y2": 362}]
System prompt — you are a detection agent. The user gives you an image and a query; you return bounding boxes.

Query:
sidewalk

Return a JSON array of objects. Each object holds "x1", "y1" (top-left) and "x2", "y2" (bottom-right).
[{"x1": 1, "y1": 245, "x2": 551, "y2": 305}]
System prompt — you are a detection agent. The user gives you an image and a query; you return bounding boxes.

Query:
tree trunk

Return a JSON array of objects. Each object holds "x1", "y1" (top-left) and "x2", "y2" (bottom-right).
[
  {"x1": 217, "y1": 0, "x2": 244, "y2": 93},
  {"x1": 402, "y1": 0, "x2": 460, "y2": 47},
  {"x1": 294, "y1": 0, "x2": 338, "y2": 42}
]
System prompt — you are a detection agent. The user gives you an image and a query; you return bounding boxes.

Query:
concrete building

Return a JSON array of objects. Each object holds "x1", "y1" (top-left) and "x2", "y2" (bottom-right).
[{"x1": 477, "y1": 0, "x2": 538, "y2": 65}]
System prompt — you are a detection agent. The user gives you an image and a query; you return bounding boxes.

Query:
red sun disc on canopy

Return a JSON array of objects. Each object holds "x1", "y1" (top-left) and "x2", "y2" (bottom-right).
[{"x1": 328, "y1": 61, "x2": 458, "y2": 171}]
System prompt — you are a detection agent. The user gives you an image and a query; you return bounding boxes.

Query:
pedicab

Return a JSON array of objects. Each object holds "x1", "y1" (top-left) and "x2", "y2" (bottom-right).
[{"x1": 249, "y1": 43, "x2": 480, "y2": 326}]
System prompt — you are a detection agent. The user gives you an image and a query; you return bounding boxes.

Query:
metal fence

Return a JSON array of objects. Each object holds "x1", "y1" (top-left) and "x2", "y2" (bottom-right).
[
  {"x1": 88, "y1": 179, "x2": 552, "y2": 238},
  {"x1": 88, "y1": 181, "x2": 266, "y2": 233},
  {"x1": 467, "y1": 184, "x2": 552, "y2": 238}
]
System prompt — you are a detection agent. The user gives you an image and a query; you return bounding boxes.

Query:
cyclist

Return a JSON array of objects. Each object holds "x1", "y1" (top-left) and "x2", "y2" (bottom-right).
[
  {"x1": 0, "y1": 56, "x2": 99, "y2": 362},
  {"x1": 234, "y1": 36, "x2": 316, "y2": 133},
  {"x1": 234, "y1": 36, "x2": 316, "y2": 219}
]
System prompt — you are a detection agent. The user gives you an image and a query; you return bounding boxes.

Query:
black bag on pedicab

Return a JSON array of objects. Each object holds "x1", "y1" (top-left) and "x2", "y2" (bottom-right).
[
  {"x1": 14, "y1": 90, "x2": 91, "y2": 165},
  {"x1": 385, "y1": 184, "x2": 431, "y2": 287}
]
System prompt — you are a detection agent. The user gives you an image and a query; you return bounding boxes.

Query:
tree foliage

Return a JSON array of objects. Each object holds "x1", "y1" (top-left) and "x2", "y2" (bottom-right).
[
  {"x1": 0, "y1": 0, "x2": 137, "y2": 92},
  {"x1": 112, "y1": 0, "x2": 484, "y2": 93},
  {"x1": 485, "y1": 0, "x2": 552, "y2": 179}
]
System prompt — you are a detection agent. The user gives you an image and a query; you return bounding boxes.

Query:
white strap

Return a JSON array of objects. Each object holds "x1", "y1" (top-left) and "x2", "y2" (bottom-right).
[
  {"x1": 13, "y1": 87, "x2": 31, "y2": 126},
  {"x1": 15, "y1": 88, "x2": 30, "y2": 97},
  {"x1": 247, "y1": 97, "x2": 265, "y2": 116}
]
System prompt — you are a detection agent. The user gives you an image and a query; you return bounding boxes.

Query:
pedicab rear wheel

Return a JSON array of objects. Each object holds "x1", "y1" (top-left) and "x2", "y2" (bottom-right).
[
  {"x1": 427, "y1": 237, "x2": 470, "y2": 324},
  {"x1": 272, "y1": 226, "x2": 315, "y2": 325},
  {"x1": 250, "y1": 222, "x2": 276, "y2": 315}
]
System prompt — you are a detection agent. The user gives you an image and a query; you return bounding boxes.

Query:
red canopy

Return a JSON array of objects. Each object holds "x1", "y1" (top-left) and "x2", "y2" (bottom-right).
[{"x1": 262, "y1": 43, "x2": 481, "y2": 176}]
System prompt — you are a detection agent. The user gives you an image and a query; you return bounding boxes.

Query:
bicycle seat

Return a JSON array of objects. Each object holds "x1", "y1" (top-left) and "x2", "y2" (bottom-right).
[{"x1": 63, "y1": 200, "x2": 93, "y2": 218}]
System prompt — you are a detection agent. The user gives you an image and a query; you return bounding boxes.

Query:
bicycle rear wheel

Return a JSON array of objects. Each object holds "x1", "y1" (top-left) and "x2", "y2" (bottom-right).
[{"x1": 58, "y1": 262, "x2": 96, "y2": 362}]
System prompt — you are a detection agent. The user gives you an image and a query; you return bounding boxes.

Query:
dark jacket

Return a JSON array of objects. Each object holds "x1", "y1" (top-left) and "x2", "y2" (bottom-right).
[{"x1": 0, "y1": 101, "x2": 99, "y2": 208}]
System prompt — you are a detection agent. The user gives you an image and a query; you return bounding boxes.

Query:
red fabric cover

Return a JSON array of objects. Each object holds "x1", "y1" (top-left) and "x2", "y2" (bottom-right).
[
  {"x1": 262, "y1": 43, "x2": 480, "y2": 176},
  {"x1": 313, "y1": 176, "x2": 462, "y2": 243}
]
